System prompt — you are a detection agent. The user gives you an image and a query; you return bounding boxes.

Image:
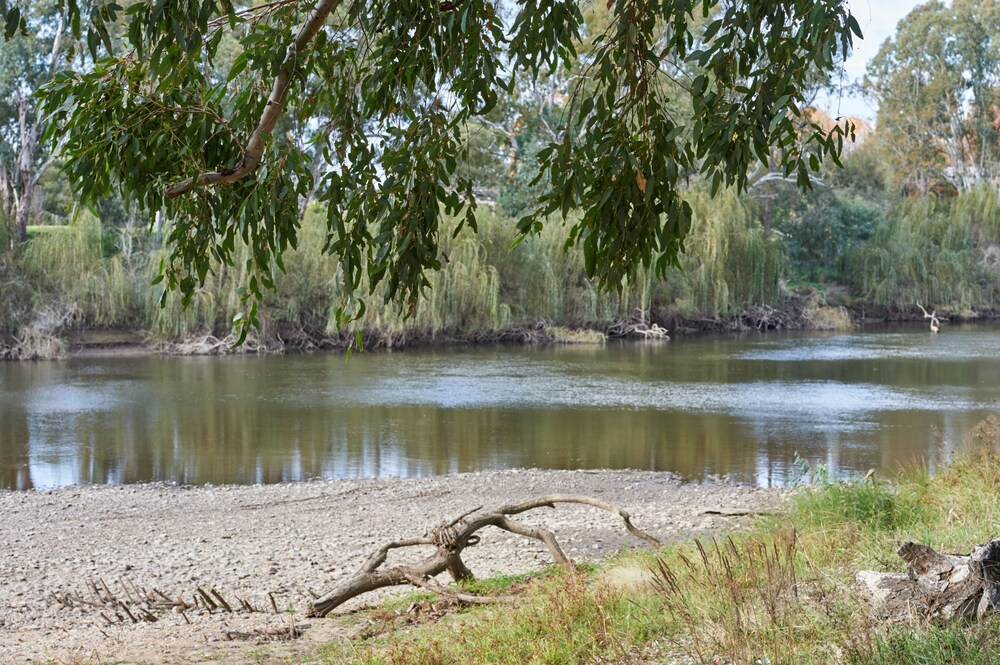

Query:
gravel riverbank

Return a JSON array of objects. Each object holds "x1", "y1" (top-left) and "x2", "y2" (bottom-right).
[{"x1": 0, "y1": 470, "x2": 784, "y2": 664}]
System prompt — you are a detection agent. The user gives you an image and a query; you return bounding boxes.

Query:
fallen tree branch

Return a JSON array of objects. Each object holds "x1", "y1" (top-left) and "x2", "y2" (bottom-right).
[
  {"x1": 916, "y1": 303, "x2": 942, "y2": 333},
  {"x1": 307, "y1": 495, "x2": 661, "y2": 617},
  {"x1": 699, "y1": 507, "x2": 773, "y2": 517},
  {"x1": 607, "y1": 311, "x2": 669, "y2": 339}
]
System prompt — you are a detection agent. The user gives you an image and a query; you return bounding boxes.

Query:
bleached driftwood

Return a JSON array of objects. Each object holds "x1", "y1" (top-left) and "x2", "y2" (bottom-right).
[
  {"x1": 857, "y1": 539, "x2": 1000, "y2": 620},
  {"x1": 307, "y1": 495, "x2": 661, "y2": 617},
  {"x1": 916, "y1": 303, "x2": 942, "y2": 333},
  {"x1": 607, "y1": 312, "x2": 669, "y2": 339}
]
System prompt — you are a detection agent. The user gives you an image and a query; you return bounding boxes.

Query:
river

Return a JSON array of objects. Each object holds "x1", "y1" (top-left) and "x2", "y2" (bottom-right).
[{"x1": 1, "y1": 323, "x2": 998, "y2": 490}]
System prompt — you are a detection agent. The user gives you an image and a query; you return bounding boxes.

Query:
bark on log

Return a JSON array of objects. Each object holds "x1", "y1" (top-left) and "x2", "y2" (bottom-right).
[
  {"x1": 307, "y1": 495, "x2": 661, "y2": 618},
  {"x1": 857, "y1": 539, "x2": 1000, "y2": 620}
]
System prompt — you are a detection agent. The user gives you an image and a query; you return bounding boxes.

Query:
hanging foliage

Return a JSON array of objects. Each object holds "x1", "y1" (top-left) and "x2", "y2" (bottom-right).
[{"x1": 2, "y1": 0, "x2": 860, "y2": 339}]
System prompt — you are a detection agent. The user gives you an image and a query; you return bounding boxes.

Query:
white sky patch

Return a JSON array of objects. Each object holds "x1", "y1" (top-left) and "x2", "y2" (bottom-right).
[{"x1": 816, "y1": 0, "x2": 931, "y2": 123}]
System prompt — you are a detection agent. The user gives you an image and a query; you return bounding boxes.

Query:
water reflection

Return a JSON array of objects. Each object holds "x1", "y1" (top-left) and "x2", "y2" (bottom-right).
[
  {"x1": 0, "y1": 402, "x2": 31, "y2": 490},
  {"x1": 1, "y1": 324, "x2": 999, "y2": 489}
]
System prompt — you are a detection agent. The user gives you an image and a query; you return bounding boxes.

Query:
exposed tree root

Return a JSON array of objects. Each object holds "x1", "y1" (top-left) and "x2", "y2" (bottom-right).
[
  {"x1": 307, "y1": 495, "x2": 661, "y2": 617},
  {"x1": 150, "y1": 329, "x2": 283, "y2": 356},
  {"x1": 3, "y1": 303, "x2": 78, "y2": 360}
]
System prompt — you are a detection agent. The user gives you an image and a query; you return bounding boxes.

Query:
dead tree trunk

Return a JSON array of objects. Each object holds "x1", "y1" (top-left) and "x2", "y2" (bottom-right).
[
  {"x1": 307, "y1": 495, "x2": 661, "y2": 618},
  {"x1": 857, "y1": 539, "x2": 1000, "y2": 620},
  {"x1": 916, "y1": 303, "x2": 942, "y2": 333}
]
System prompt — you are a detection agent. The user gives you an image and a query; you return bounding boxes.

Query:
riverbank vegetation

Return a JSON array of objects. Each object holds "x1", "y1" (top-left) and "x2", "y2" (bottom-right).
[
  {"x1": 4, "y1": 177, "x2": 1000, "y2": 358},
  {"x1": 1, "y1": 186, "x2": 793, "y2": 357},
  {"x1": 301, "y1": 417, "x2": 1000, "y2": 665},
  {"x1": 2, "y1": 0, "x2": 1000, "y2": 358}
]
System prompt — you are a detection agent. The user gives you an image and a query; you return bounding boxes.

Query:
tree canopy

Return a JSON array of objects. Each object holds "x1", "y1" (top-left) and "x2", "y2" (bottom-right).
[
  {"x1": 865, "y1": 0, "x2": 1000, "y2": 196},
  {"x1": 0, "y1": 0, "x2": 860, "y2": 338}
]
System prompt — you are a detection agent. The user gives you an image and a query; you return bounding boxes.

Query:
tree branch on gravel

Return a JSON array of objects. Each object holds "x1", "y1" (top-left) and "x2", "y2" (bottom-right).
[{"x1": 307, "y1": 495, "x2": 661, "y2": 617}]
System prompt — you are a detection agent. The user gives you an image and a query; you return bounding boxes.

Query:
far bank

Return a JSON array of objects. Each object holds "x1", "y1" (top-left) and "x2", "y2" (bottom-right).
[{"x1": 5, "y1": 186, "x2": 1000, "y2": 361}]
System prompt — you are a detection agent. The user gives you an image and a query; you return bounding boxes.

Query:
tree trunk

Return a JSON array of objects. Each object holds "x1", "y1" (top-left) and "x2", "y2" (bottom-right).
[
  {"x1": 5, "y1": 12, "x2": 63, "y2": 244},
  {"x1": 857, "y1": 539, "x2": 1000, "y2": 621},
  {"x1": 14, "y1": 166, "x2": 36, "y2": 245}
]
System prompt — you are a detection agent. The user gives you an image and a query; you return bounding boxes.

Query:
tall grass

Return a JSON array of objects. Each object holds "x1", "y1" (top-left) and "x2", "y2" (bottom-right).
[
  {"x1": 651, "y1": 529, "x2": 834, "y2": 664},
  {"x1": 848, "y1": 621, "x2": 1000, "y2": 665}
]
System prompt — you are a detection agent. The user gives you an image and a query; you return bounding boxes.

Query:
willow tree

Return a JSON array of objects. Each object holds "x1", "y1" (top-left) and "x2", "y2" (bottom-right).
[{"x1": 1, "y1": 0, "x2": 860, "y2": 338}]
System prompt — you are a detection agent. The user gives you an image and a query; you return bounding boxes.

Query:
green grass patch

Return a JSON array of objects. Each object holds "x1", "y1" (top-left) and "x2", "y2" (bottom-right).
[
  {"x1": 458, "y1": 571, "x2": 536, "y2": 596},
  {"x1": 847, "y1": 621, "x2": 1000, "y2": 665},
  {"x1": 25, "y1": 224, "x2": 72, "y2": 238},
  {"x1": 313, "y1": 567, "x2": 664, "y2": 664},
  {"x1": 377, "y1": 590, "x2": 440, "y2": 614},
  {"x1": 792, "y1": 477, "x2": 930, "y2": 537}
]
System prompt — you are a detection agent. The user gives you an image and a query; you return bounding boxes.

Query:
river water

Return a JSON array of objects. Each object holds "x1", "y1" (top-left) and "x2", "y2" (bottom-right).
[{"x1": 1, "y1": 324, "x2": 998, "y2": 490}]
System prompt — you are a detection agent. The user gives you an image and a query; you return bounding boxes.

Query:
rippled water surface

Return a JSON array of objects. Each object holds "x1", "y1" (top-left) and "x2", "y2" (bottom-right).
[{"x1": 2, "y1": 324, "x2": 999, "y2": 489}]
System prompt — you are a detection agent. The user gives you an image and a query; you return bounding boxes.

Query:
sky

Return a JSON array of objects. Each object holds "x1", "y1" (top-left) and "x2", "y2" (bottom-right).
[{"x1": 817, "y1": 0, "x2": 928, "y2": 123}]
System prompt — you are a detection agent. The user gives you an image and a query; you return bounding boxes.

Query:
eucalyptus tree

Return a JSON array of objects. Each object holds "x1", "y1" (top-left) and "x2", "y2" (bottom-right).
[
  {"x1": 953, "y1": 0, "x2": 1000, "y2": 186},
  {"x1": 0, "y1": 0, "x2": 66, "y2": 246},
  {"x1": 2, "y1": 0, "x2": 861, "y2": 339},
  {"x1": 866, "y1": 0, "x2": 1000, "y2": 194}
]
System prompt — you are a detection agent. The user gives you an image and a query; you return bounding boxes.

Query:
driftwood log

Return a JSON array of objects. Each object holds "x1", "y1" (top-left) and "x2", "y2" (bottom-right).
[
  {"x1": 607, "y1": 312, "x2": 670, "y2": 339},
  {"x1": 307, "y1": 495, "x2": 661, "y2": 618},
  {"x1": 857, "y1": 539, "x2": 1000, "y2": 620},
  {"x1": 916, "y1": 303, "x2": 942, "y2": 333}
]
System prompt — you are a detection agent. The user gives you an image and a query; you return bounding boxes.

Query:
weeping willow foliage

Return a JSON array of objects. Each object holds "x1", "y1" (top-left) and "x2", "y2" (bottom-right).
[
  {"x1": 1, "y1": 189, "x2": 794, "y2": 342},
  {"x1": 31, "y1": 185, "x2": 1000, "y2": 345},
  {"x1": 663, "y1": 187, "x2": 786, "y2": 317},
  {"x1": 142, "y1": 245, "x2": 245, "y2": 337},
  {"x1": 0, "y1": 252, "x2": 32, "y2": 334},
  {"x1": 473, "y1": 187, "x2": 784, "y2": 324},
  {"x1": 852, "y1": 186, "x2": 1000, "y2": 309},
  {"x1": 333, "y1": 233, "x2": 511, "y2": 339},
  {"x1": 18, "y1": 216, "x2": 140, "y2": 327},
  {"x1": 143, "y1": 207, "x2": 512, "y2": 340},
  {"x1": 477, "y1": 208, "x2": 652, "y2": 323}
]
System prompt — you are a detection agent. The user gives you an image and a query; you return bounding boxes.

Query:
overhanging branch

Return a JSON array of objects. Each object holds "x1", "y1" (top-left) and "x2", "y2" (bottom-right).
[{"x1": 165, "y1": 0, "x2": 339, "y2": 200}]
